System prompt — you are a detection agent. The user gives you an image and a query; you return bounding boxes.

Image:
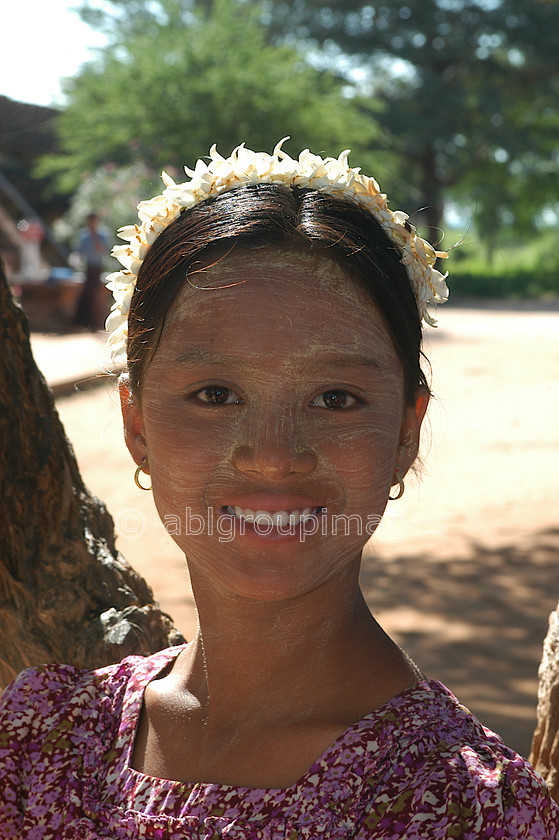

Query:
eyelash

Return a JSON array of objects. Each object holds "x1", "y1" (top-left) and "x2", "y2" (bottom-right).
[
  {"x1": 193, "y1": 386, "x2": 243, "y2": 405},
  {"x1": 310, "y1": 390, "x2": 362, "y2": 410},
  {"x1": 190, "y1": 386, "x2": 362, "y2": 410}
]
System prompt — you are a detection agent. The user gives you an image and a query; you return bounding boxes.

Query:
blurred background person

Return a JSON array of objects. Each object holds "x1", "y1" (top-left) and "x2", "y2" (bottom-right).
[{"x1": 72, "y1": 212, "x2": 109, "y2": 330}]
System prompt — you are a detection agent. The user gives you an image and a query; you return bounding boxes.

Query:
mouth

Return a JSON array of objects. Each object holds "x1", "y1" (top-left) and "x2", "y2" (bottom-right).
[{"x1": 222, "y1": 505, "x2": 326, "y2": 528}]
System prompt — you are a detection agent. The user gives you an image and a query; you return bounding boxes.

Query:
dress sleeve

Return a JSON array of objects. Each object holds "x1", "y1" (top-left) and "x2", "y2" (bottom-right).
[
  {"x1": 354, "y1": 735, "x2": 559, "y2": 838},
  {"x1": 455, "y1": 740, "x2": 559, "y2": 839},
  {"x1": 0, "y1": 665, "x2": 81, "y2": 833}
]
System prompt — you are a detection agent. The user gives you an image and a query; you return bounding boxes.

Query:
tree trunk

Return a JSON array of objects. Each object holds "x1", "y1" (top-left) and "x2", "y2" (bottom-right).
[
  {"x1": 530, "y1": 605, "x2": 559, "y2": 802},
  {"x1": 0, "y1": 257, "x2": 184, "y2": 690},
  {"x1": 417, "y1": 142, "x2": 444, "y2": 245}
]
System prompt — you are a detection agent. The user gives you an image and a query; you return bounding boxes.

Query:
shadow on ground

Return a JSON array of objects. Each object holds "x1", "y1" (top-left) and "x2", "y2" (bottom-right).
[{"x1": 360, "y1": 528, "x2": 559, "y2": 758}]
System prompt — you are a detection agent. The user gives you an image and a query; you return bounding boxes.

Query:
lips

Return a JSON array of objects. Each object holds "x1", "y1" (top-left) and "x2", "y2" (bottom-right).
[{"x1": 223, "y1": 505, "x2": 325, "y2": 527}]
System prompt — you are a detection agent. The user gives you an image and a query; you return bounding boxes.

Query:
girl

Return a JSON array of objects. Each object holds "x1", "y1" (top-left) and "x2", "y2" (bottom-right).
[{"x1": 0, "y1": 141, "x2": 557, "y2": 838}]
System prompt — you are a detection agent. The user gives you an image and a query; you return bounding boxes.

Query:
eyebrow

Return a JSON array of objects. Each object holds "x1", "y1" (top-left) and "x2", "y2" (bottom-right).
[
  {"x1": 174, "y1": 349, "x2": 381, "y2": 370},
  {"x1": 310, "y1": 353, "x2": 382, "y2": 371},
  {"x1": 174, "y1": 349, "x2": 240, "y2": 366}
]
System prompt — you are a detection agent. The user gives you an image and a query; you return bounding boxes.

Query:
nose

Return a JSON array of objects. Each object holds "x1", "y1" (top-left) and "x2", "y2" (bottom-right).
[{"x1": 231, "y1": 413, "x2": 317, "y2": 480}]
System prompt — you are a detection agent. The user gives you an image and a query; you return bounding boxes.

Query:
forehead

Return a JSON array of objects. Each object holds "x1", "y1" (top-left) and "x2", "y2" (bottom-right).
[
  {"x1": 154, "y1": 244, "x2": 399, "y2": 369},
  {"x1": 169, "y1": 244, "x2": 376, "y2": 319}
]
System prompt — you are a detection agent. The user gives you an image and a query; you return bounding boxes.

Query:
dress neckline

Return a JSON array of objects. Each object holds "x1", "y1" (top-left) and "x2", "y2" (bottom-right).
[{"x1": 115, "y1": 644, "x2": 447, "y2": 795}]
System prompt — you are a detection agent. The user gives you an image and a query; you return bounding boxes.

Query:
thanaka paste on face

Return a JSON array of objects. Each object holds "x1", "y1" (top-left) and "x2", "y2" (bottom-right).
[
  {"x1": 165, "y1": 246, "x2": 403, "y2": 374},
  {"x1": 132, "y1": 245, "x2": 420, "y2": 602}
]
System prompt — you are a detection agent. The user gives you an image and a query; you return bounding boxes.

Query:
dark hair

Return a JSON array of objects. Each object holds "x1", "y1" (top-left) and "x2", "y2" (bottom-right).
[{"x1": 127, "y1": 184, "x2": 430, "y2": 403}]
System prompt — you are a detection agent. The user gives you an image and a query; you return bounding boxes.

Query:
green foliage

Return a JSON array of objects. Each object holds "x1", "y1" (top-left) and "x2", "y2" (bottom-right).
[
  {"x1": 39, "y1": 0, "x2": 381, "y2": 193},
  {"x1": 446, "y1": 230, "x2": 559, "y2": 298},
  {"x1": 267, "y1": 0, "x2": 559, "y2": 244},
  {"x1": 449, "y1": 270, "x2": 559, "y2": 300}
]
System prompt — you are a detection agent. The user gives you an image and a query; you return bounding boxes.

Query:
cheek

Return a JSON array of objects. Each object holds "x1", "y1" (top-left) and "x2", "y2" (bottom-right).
[
  {"x1": 318, "y1": 414, "x2": 402, "y2": 503},
  {"x1": 141, "y1": 396, "x2": 229, "y2": 502},
  {"x1": 142, "y1": 400, "x2": 257, "y2": 525}
]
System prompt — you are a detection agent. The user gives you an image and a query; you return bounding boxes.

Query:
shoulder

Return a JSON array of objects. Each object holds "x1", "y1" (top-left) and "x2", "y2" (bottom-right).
[
  {"x1": 0, "y1": 646, "x2": 184, "y2": 750},
  {"x1": 1, "y1": 656, "x2": 131, "y2": 713},
  {"x1": 0, "y1": 658, "x2": 125, "y2": 760},
  {"x1": 0, "y1": 647, "x2": 185, "y2": 831},
  {"x1": 355, "y1": 680, "x2": 559, "y2": 838}
]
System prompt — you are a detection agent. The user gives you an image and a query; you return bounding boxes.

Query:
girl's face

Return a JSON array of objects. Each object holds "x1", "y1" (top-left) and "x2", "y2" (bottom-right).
[{"x1": 122, "y1": 245, "x2": 427, "y2": 602}]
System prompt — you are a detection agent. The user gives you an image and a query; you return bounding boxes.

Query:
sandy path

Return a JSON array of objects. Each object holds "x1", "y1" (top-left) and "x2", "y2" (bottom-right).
[{"x1": 52, "y1": 304, "x2": 559, "y2": 757}]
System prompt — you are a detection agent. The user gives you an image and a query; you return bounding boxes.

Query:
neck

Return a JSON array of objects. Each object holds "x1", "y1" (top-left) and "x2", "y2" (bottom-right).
[{"x1": 179, "y1": 565, "x2": 417, "y2": 725}]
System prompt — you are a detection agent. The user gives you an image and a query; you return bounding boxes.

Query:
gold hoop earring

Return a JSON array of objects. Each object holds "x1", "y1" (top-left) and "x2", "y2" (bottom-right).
[
  {"x1": 134, "y1": 461, "x2": 152, "y2": 491},
  {"x1": 388, "y1": 472, "x2": 405, "y2": 501}
]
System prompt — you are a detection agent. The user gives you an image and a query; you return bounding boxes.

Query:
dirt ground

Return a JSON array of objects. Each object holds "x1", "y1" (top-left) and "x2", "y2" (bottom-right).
[{"x1": 50, "y1": 302, "x2": 559, "y2": 759}]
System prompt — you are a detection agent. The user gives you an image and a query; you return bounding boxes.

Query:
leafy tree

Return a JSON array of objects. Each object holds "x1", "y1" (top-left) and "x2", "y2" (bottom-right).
[
  {"x1": 453, "y1": 148, "x2": 559, "y2": 264},
  {"x1": 39, "y1": 0, "x2": 381, "y2": 193},
  {"x1": 266, "y1": 0, "x2": 559, "y2": 245}
]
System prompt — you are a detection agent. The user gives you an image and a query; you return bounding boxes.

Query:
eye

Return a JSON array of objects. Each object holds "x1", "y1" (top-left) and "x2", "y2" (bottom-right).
[
  {"x1": 311, "y1": 390, "x2": 360, "y2": 410},
  {"x1": 193, "y1": 385, "x2": 242, "y2": 405}
]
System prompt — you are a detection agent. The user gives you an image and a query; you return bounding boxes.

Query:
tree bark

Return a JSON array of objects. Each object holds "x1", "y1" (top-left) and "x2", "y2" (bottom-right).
[
  {"x1": 417, "y1": 142, "x2": 444, "y2": 244},
  {"x1": 0, "y1": 258, "x2": 184, "y2": 689},
  {"x1": 530, "y1": 605, "x2": 559, "y2": 802}
]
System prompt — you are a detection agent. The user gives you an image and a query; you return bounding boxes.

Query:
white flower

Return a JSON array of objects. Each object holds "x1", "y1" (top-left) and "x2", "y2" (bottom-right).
[{"x1": 105, "y1": 138, "x2": 449, "y2": 366}]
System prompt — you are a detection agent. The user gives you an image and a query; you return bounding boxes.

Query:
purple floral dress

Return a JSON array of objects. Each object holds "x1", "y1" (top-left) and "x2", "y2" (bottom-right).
[{"x1": 0, "y1": 645, "x2": 557, "y2": 838}]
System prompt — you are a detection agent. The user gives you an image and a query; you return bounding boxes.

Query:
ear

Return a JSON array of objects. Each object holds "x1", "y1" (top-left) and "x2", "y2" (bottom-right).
[
  {"x1": 119, "y1": 379, "x2": 148, "y2": 470},
  {"x1": 395, "y1": 386, "x2": 430, "y2": 478}
]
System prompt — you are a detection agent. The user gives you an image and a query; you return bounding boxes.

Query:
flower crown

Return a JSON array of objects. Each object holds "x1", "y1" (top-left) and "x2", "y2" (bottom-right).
[{"x1": 105, "y1": 138, "x2": 449, "y2": 366}]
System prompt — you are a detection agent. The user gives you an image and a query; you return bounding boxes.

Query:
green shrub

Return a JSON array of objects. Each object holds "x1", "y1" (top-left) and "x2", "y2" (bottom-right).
[
  {"x1": 448, "y1": 269, "x2": 559, "y2": 299},
  {"x1": 441, "y1": 230, "x2": 559, "y2": 298}
]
